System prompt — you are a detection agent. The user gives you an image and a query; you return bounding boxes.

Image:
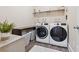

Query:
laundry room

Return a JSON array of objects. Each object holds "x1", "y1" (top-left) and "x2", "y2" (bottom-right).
[
  {"x1": 0, "y1": 6, "x2": 79, "y2": 52},
  {"x1": 31, "y1": 6, "x2": 68, "y2": 52}
]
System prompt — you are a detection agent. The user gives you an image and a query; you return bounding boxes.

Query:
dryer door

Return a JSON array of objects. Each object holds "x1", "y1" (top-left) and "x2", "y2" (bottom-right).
[
  {"x1": 50, "y1": 26, "x2": 67, "y2": 42},
  {"x1": 36, "y1": 26, "x2": 48, "y2": 39}
]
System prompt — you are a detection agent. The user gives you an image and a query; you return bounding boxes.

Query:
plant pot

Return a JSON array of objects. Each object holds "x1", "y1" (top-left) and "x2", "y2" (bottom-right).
[{"x1": 0, "y1": 33, "x2": 10, "y2": 41}]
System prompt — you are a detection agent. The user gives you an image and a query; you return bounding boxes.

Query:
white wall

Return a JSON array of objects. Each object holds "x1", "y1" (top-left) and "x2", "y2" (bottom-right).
[{"x1": 0, "y1": 6, "x2": 35, "y2": 28}]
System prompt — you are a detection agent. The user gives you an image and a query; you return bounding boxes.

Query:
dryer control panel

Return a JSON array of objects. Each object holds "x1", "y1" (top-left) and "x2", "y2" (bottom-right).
[
  {"x1": 61, "y1": 23, "x2": 66, "y2": 25},
  {"x1": 53, "y1": 23, "x2": 66, "y2": 26}
]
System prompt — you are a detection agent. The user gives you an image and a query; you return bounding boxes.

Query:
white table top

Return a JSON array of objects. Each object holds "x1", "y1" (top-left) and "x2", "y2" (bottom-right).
[{"x1": 0, "y1": 34, "x2": 22, "y2": 48}]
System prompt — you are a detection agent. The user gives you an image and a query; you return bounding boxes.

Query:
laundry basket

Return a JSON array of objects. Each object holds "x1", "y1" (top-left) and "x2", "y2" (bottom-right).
[
  {"x1": 30, "y1": 30, "x2": 36, "y2": 41},
  {"x1": 22, "y1": 32, "x2": 32, "y2": 46}
]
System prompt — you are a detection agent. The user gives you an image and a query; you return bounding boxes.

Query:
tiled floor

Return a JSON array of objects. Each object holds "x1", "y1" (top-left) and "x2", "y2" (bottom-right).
[
  {"x1": 25, "y1": 40, "x2": 69, "y2": 52},
  {"x1": 29, "y1": 45, "x2": 62, "y2": 52}
]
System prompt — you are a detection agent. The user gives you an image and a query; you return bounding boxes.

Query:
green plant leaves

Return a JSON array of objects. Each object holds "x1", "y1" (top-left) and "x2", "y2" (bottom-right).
[{"x1": 0, "y1": 20, "x2": 14, "y2": 33}]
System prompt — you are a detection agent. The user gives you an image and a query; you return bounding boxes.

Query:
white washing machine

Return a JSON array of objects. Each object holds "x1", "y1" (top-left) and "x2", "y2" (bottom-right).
[
  {"x1": 49, "y1": 23, "x2": 68, "y2": 47},
  {"x1": 36, "y1": 23, "x2": 50, "y2": 43}
]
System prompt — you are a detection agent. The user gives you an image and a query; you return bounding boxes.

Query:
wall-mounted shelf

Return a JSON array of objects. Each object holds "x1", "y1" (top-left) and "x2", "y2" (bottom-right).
[
  {"x1": 33, "y1": 8, "x2": 65, "y2": 17},
  {"x1": 33, "y1": 8, "x2": 65, "y2": 14}
]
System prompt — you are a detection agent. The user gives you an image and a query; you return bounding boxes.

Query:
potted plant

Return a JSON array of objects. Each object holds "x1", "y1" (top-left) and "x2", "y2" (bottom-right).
[{"x1": 0, "y1": 20, "x2": 14, "y2": 41}]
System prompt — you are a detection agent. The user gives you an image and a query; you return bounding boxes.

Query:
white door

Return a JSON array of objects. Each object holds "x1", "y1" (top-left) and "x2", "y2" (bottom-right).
[
  {"x1": 67, "y1": 6, "x2": 79, "y2": 52},
  {"x1": 75, "y1": 7, "x2": 79, "y2": 51},
  {"x1": 67, "y1": 6, "x2": 77, "y2": 52}
]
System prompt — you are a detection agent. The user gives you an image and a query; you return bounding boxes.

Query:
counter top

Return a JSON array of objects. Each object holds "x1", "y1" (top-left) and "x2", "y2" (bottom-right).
[
  {"x1": 0, "y1": 34, "x2": 22, "y2": 48},
  {"x1": 12, "y1": 26, "x2": 36, "y2": 36}
]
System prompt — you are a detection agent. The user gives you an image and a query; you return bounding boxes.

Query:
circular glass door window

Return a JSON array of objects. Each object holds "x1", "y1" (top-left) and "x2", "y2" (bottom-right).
[
  {"x1": 50, "y1": 26, "x2": 67, "y2": 42},
  {"x1": 36, "y1": 26, "x2": 48, "y2": 39}
]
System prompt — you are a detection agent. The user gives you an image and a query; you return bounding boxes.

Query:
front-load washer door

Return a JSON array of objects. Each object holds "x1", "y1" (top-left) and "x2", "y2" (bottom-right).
[
  {"x1": 36, "y1": 26, "x2": 48, "y2": 39},
  {"x1": 50, "y1": 26, "x2": 67, "y2": 42}
]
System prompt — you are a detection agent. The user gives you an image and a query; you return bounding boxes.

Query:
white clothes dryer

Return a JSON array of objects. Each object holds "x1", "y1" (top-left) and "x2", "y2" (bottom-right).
[{"x1": 49, "y1": 23, "x2": 68, "y2": 47}]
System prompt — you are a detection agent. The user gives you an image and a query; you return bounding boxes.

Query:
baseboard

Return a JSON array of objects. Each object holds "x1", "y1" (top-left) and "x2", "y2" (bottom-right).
[{"x1": 68, "y1": 44, "x2": 74, "y2": 52}]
